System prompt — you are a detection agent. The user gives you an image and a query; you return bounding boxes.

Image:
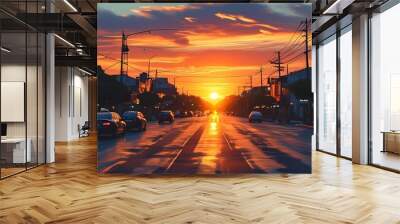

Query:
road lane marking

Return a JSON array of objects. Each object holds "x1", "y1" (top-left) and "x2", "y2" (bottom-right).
[
  {"x1": 222, "y1": 131, "x2": 256, "y2": 170},
  {"x1": 164, "y1": 125, "x2": 205, "y2": 173},
  {"x1": 104, "y1": 122, "x2": 196, "y2": 173}
]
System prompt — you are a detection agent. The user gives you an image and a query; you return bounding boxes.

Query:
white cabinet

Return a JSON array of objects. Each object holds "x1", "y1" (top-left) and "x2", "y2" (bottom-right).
[{"x1": 1, "y1": 138, "x2": 31, "y2": 163}]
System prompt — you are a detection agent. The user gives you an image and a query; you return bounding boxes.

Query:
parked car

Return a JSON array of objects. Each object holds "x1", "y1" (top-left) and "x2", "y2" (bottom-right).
[
  {"x1": 249, "y1": 111, "x2": 263, "y2": 123},
  {"x1": 158, "y1": 110, "x2": 174, "y2": 124},
  {"x1": 196, "y1": 111, "x2": 205, "y2": 117},
  {"x1": 122, "y1": 111, "x2": 147, "y2": 131},
  {"x1": 97, "y1": 112, "x2": 126, "y2": 137},
  {"x1": 188, "y1": 111, "x2": 194, "y2": 117},
  {"x1": 176, "y1": 111, "x2": 187, "y2": 118}
]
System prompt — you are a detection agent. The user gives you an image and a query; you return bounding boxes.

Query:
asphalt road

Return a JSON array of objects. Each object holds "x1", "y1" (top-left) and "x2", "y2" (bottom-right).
[{"x1": 98, "y1": 115, "x2": 312, "y2": 174}]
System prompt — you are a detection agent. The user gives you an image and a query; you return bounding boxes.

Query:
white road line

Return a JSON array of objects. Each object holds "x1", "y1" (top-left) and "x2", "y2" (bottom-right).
[{"x1": 222, "y1": 131, "x2": 256, "y2": 170}]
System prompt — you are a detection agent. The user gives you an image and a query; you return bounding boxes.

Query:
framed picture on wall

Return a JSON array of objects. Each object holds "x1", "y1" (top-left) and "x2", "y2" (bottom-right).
[{"x1": 97, "y1": 3, "x2": 313, "y2": 175}]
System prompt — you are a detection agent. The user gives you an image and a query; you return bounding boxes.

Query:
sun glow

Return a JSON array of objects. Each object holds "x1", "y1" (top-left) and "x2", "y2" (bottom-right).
[{"x1": 209, "y1": 92, "x2": 220, "y2": 101}]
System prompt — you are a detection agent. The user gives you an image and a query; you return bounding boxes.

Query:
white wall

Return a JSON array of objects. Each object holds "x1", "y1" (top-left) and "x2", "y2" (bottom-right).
[
  {"x1": 1, "y1": 64, "x2": 26, "y2": 138},
  {"x1": 55, "y1": 67, "x2": 89, "y2": 141}
]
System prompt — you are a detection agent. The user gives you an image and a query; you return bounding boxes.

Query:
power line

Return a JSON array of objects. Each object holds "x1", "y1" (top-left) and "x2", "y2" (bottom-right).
[
  {"x1": 277, "y1": 22, "x2": 305, "y2": 53},
  {"x1": 103, "y1": 61, "x2": 121, "y2": 71},
  {"x1": 285, "y1": 52, "x2": 304, "y2": 64},
  {"x1": 98, "y1": 53, "x2": 142, "y2": 72},
  {"x1": 280, "y1": 44, "x2": 304, "y2": 62},
  {"x1": 279, "y1": 28, "x2": 307, "y2": 60},
  {"x1": 279, "y1": 33, "x2": 304, "y2": 58}
]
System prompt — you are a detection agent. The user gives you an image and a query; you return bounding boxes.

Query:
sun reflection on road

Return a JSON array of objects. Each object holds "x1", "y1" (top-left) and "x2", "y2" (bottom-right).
[{"x1": 210, "y1": 122, "x2": 217, "y2": 133}]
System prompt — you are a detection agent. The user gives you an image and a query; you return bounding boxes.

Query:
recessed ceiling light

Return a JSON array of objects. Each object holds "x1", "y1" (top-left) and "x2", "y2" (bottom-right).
[
  {"x1": 63, "y1": 0, "x2": 78, "y2": 12},
  {"x1": 323, "y1": 0, "x2": 342, "y2": 14},
  {"x1": 78, "y1": 67, "x2": 93, "y2": 76},
  {"x1": 1, "y1": 47, "x2": 11, "y2": 53},
  {"x1": 54, "y1": 34, "x2": 75, "y2": 48}
]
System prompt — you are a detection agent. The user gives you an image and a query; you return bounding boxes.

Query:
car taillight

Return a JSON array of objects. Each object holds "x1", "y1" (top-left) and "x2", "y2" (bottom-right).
[{"x1": 103, "y1": 121, "x2": 111, "y2": 126}]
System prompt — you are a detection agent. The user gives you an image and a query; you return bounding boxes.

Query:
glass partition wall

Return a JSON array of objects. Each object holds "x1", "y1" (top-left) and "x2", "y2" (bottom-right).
[
  {"x1": 370, "y1": 3, "x2": 400, "y2": 171},
  {"x1": 339, "y1": 26, "x2": 352, "y2": 159},
  {"x1": 0, "y1": 1, "x2": 46, "y2": 179},
  {"x1": 317, "y1": 35, "x2": 337, "y2": 154},
  {"x1": 316, "y1": 24, "x2": 353, "y2": 159}
]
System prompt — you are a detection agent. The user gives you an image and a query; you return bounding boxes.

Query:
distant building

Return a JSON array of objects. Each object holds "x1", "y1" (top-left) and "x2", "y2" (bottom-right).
[
  {"x1": 115, "y1": 75, "x2": 138, "y2": 91},
  {"x1": 282, "y1": 68, "x2": 312, "y2": 122},
  {"x1": 248, "y1": 86, "x2": 269, "y2": 96},
  {"x1": 268, "y1": 77, "x2": 282, "y2": 102},
  {"x1": 283, "y1": 68, "x2": 311, "y2": 86},
  {"x1": 138, "y1": 72, "x2": 152, "y2": 93},
  {"x1": 152, "y1": 77, "x2": 177, "y2": 96},
  {"x1": 115, "y1": 72, "x2": 152, "y2": 94}
]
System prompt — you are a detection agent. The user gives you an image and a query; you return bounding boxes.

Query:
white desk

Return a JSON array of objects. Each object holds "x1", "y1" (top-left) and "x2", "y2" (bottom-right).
[{"x1": 1, "y1": 138, "x2": 31, "y2": 163}]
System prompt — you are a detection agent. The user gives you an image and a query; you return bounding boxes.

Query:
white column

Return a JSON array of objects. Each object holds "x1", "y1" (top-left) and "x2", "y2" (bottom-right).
[
  {"x1": 55, "y1": 67, "x2": 72, "y2": 141},
  {"x1": 45, "y1": 0, "x2": 55, "y2": 163},
  {"x1": 352, "y1": 14, "x2": 369, "y2": 164},
  {"x1": 46, "y1": 33, "x2": 55, "y2": 163}
]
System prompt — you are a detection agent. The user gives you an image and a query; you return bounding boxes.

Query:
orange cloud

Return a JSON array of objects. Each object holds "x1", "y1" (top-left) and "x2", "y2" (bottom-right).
[
  {"x1": 131, "y1": 5, "x2": 199, "y2": 18},
  {"x1": 130, "y1": 56, "x2": 186, "y2": 64},
  {"x1": 215, "y1": 12, "x2": 237, "y2": 21},
  {"x1": 215, "y1": 12, "x2": 257, "y2": 23},
  {"x1": 233, "y1": 22, "x2": 279, "y2": 31},
  {"x1": 184, "y1": 17, "x2": 196, "y2": 23},
  {"x1": 175, "y1": 30, "x2": 294, "y2": 51},
  {"x1": 259, "y1": 29, "x2": 271, "y2": 35},
  {"x1": 127, "y1": 35, "x2": 183, "y2": 48}
]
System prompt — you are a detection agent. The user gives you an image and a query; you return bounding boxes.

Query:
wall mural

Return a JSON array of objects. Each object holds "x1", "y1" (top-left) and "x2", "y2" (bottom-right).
[{"x1": 97, "y1": 3, "x2": 313, "y2": 175}]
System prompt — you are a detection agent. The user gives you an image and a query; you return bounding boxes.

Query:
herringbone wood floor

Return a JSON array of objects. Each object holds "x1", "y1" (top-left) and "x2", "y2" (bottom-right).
[{"x1": 1, "y1": 136, "x2": 400, "y2": 224}]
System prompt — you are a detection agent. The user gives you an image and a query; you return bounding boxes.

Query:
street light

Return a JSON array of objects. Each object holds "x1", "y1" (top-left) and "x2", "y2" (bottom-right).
[{"x1": 118, "y1": 28, "x2": 176, "y2": 78}]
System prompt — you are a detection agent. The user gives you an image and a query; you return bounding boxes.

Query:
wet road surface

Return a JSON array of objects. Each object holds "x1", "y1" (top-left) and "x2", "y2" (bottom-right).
[{"x1": 98, "y1": 115, "x2": 312, "y2": 174}]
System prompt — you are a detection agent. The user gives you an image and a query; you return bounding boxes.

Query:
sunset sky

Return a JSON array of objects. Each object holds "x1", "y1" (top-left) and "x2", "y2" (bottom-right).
[{"x1": 97, "y1": 3, "x2": 311, "y2": 100}]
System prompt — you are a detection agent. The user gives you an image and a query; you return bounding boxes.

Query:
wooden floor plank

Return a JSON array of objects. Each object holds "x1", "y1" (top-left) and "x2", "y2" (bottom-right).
[{"x1": 0, "y1": 136, "x2": 400, "y2": 223}]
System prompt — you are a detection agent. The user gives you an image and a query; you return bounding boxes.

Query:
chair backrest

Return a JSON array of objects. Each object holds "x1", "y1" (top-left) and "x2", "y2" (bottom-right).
[{"x1": 82, "y1": 121, "x2": 90, "y2": 129}]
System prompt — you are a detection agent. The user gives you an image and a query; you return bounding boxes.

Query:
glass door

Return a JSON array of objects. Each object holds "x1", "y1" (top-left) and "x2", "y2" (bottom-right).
[
  {"x1": 339, "y1": 26, "x2": 352, "y2": 158},
  {"x1": 317, "y1": 35, "x2": 337, "y2": 154},
  {"x1": 1, "y1": 24, "x2": 28, "y2": 178},
  {"x1": 370, "y1": 3, "x2": 400, "y2": 171},
  {"x1": 0, "y1": 0, "x2": 47, "y2": 179}
]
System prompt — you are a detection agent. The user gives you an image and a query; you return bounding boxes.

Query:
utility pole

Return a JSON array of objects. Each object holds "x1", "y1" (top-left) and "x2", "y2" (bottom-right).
[
  {"x1": 173, "y1": 76, "x2": 176, "y2": 87},
  {"x1": 147, "y1": 58, "x2": 151, "y2": 76},
  {"x1": 270, "y1": 51, "x2": 284, "y2": 97},
  {"x1": 116, "y1": 28, "x2": 176, "y2": 82},
  {"x1": 260, "y1": 67, "x2": 263, "y2": 87},
  {"x1": 304, "y1": 18, "x2": 310, "y2": 70},
  {"x1": 249, "y1": 75, "x2": 253, "y2": 88},
  {"x1": 287, "y1": 64, "x2": 289, "y2": 76},
  {"x1": 303, "y1": 18, "x2": 311, "y2": 123},
  {"x1": 278, "y1": 51, "x2": 282, "y2": 97},
  {"x1": 120, "y1": 31, "x2": 129, "y2": 82}
]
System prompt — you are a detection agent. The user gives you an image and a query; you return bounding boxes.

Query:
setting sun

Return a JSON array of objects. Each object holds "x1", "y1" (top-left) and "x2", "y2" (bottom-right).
[{"x1": 210, "y1": 92, "x2": 220, "y2": 101}]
